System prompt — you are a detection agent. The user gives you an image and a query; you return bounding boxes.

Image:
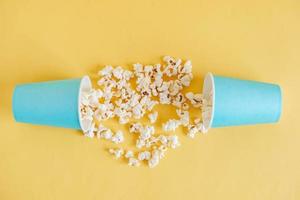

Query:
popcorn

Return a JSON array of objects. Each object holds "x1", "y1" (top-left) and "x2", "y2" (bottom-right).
[
  {"x1": 140, "y1": 125, "x2": 155, "y2": 140},
  {"x1": 136, "y1": 139, "x2": 146, "y2": 149},
  {"x1": 157, "y1": 145, "x2": 168, "y2": 158},
  {"x1": 167, "y1": 135, "x2": 180, "y2": 149},
  {"x1": 84, "y1": 122, "x2": 96, "y2": 138},
  {"x1": 112, "y1": 66, "x2": 124, "y2": 79},
  {"x1": 102, "y1": 129, "x2": 113, "y2": 140},
  {"x1": 159, "y1": 92, "x2": 171, "y2": 104},
  {"x1": 176, "y1": 109, "x2": 189, "y2": 127},
  {"x1": 111, "y1": 130, "x2": 124, "y2": 144},
  {"x1": 132, "y1": 104, "x2": 144, "y2": 119},
  {"x1": 138, "y1": 151, "x2": 151, "y2": 161},
  {"x1": 194, "y1": 118, "x2": 201, "y2": 124},
  {"x1": 109, "y1": 148, "x2": 124, "y2": 159},
  {"x1": 187, "y1": 118, "x2": 207, "y2": 138},
  {"x1": 148, "y1": 150, "x2": 160, "y2": 168},
  {"x1": 148, "y1": 147, "x2": 167, "y2": 168},
  {"x1": 129, "y1": 122, "x2": 143, "y2": 133},
  {"x1": 158, "y1": 135, "x2": 168, "y2": 145},
  {"x1": 128, "y1": 157, "x2": 140, "y2": 167},
  {"x1": 182, "y1": 60, "x2": 192, "y2": 73},
  {"x1": 80, "y1": 56, "x2": 211, "y2": 168},
  {"x1": 163, "y1": 55, "x2": 174, "y2": 63},
  {"x1": 125, "y1": 150, "x2": 134, "y2": 158},
  {"x1": 135, "y1": 125, "x2": 155, "y2": 149},
  {"x1": 195, "y1": 120, "x2": 208, "y2": 134},
  {"x1": 187, "y1": 125, "x2": 198, "y2": 138},
  {"x1": 185, "y1": 92, "x2": 194, "y2": 100},
  {"x1": 145, "y1": 136, "x2": 159, "y2": 148},
  {"x1": 162, "y1": 119, "x2": 181, "y2": 132},
  {"x1": 81, "y1": 117, "x2": 93, "y2": 133},
  {"x1": 180, "y1": 74, "x2": 193, "y2": 87},
  {"x1": 185, "y1": 92, "x2": 203, "y2": 108},
  {"x1": 98, "y1": 65, "x2": 113, "y2": 77},
  {"x1": 133, "y1": 63, "x2": 143, "y2": 73},
  {"x1": 119, "y1": 116, "x2": 130, "y2": 124},
  {"x1": 148, "y1": 111, "x2": 158, "y2": 124}
]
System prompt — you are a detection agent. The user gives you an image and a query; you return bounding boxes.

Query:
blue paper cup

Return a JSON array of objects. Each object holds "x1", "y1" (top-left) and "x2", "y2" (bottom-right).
[
  {"x1": 202, "y1": 73, "x2": 282, "y2": 129},
  {"x1": 13, "y1": 76, "x2": 92, "y2": 130}
]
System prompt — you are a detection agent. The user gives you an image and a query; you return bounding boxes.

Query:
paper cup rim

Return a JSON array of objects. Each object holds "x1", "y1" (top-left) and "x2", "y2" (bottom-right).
[{"x1": 202, "y1": 72, "x2": 215, "y2": 130}]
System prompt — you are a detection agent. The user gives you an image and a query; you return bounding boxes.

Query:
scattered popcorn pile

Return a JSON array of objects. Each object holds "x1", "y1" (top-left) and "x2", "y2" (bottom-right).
[{"x1": 80, "y1": 56, "x2": 212, "y2": 168}]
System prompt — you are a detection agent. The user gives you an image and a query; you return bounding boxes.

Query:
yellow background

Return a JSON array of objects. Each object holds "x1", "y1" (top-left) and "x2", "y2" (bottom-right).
[{"x1": 0, "y1": 0, "x2": 299, "y2": 199}]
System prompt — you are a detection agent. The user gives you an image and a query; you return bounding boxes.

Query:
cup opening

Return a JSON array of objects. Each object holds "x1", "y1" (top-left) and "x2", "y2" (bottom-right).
[
  {"x1": 202, "y1": 73, "x2": 215, "y2": 130},
  {"x1": 78, "y1": 75, "x2": 92, "y2": 131}
]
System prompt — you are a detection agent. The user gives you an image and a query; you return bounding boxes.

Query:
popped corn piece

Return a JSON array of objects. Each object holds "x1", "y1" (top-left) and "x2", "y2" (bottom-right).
[
  {"x1": 112, "y1": 66, "x2": 124, "y2": 79},
  {"x1": 140, "y1": 125, "x2": 155, "y2": 140},
  {"x1": 167, "y1": 135, "x2": 180, "y2": 149},
  {"x1": 172, "y1": 93, "x2": 185, "y2": 108},
  {"x1": 125, "y1": 150, "x2": 134, "y2": 158},
  {"x1": 185, "y1": 92, "x2": 203, "y2": 107},
  {"x1": 96, "y1": 132, "x2": 101, "y2": 139},
  {"x1": 145, "y1": 100, "x2": 158, "y2": 111},
  {"x1": 148, "y1": 147, "x2": 167, "y2": 168},
  {"x1": 148, "y1": 111, "x2": 158, "y2": 124},
  {"x1": 163, "y1": 55, "x2": 175, "y2": 63},
  {"x1": 129, "y1": 93, "x2": 140, "y2": 107},
  {"x1": 182, "y1": 60, "x2": 192, "y2": 74},
  {"x1": 84, "y1": 122, "x2": 96, "y2": 138},
  {"x1": 81, "y1": 56, "x2": 211, "y2": 168},
  {"x1": 133, "y1": 63, "x2": 143, "y2": 73},
  {"x1": 162, "y1": 119, "x2": 181, "y2": 131},
  {"x1": 132, "y1": 104, "x2": 144, "y2": 119},
  {"x1": 145, "y1": 139, "x2": 155, "y2": 148},
  {"x1": 138, "y1": 151, "x2": 151, "y2": 161},
  {"x1": 81, "y1": 117, "x2": 93, "y2": 133},
  {"x1": 111, "y1": 130, "x2": 124, "y2": 144},
  {"x1": 169, "y1": 81, "x2": 182, "y2": 96},
  {"x1": 159, "y1": 92, "x2": 171, "y2": 104},
  {"x1": 148, "y1": 150, "x2": 160, "y2": 168},
  {"x1": 158, "y1": 81, "x2": 170, "y2": 92},
  {"x1": 158, "y1": 135, "x2": 168, "y2": 145},
  {"x1": 129, "y1": 122, "x2": 143, "y2": 133},
  {"x1": 128, "y1": 158, "x2": 140, "y2": 167},
  {"x1": 157, "y1": 145, "x2": 168, "y2": 158},
  {"x1": 144, "y1": 65, "x2": 154, "y2": 74},
  {"x1": 194, "y1": 93, "x2": 203, "y2": 102},
  {"x1": 179, "y1": 74, "x2": 192, "y2": 87},
  {"x1": 119, "y1": 116, "x2": 130, "y2": 124},
  {"x1": 194, "y1": 118, "x2": 201, "y2": 124},
  {"x1": 109, "y1": 148, "x2": 115, "y2": 154},
  {"x1": 122, "y1": 70, "x2": 133, "y2": 80},
  {"x1": 176, "y1": 109, "x2": 189, "y2": 127},
  {"x1": 136, "y1": 139, "x2": 146, "y2": 149},
  {"x1": 187, "y1": 124, "x2": 199, "y2": 138},
  {"x1": 109, "y1": 148, "x2": 124, "y2": 159},
  {"x1": 185, "y1": 92, "x2": 194, "y2": 100},
  {"x1": 102, "y1": 129, "x2": 113, "y2": 140},
  {"x1": 195, "y1": 120, "x2": 208, "y2": 134},
  {"x1": 98, "y1": 65, "x2": 113, "y2": 77}
]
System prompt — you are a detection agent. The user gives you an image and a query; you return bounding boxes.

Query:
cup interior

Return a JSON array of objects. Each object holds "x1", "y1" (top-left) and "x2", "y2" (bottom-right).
[{"x1": 202, "y1": 73, "x2": 215, "y2": 130}]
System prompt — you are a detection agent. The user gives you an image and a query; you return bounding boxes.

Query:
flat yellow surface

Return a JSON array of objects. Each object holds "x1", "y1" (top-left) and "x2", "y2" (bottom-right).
[{"x1": 0, "y1": 0, "x2": 300, "y2": 199}]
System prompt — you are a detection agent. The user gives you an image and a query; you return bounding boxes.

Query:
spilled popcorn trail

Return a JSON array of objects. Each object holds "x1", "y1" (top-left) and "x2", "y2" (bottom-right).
[{"x1": 80, "y1": 56, "x2": 212, "y2": 168}]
